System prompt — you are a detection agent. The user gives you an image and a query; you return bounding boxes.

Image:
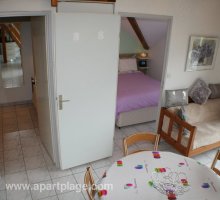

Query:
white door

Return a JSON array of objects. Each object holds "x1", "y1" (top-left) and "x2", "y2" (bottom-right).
[
  {"x1": 55, "y1": 13, "x2": 120, "y2": 169},
  {"x1": 31, "y1": 16, "x2": 55, "y2": 160}
]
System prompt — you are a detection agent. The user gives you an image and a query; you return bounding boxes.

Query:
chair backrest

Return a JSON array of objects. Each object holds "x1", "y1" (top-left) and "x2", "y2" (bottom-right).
[
  {"x1": 84, "y1": 167, "x2": 96, "y2": 200},
  {"x1": 211, "y1": 150, "x2": 220, "y2": 176},
  {"x1": 123, "y1": 132, "x2": 160, "y2": 156}
]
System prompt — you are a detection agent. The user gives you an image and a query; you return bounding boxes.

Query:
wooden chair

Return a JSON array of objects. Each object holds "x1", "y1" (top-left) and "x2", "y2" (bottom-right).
[
  {"x1": 123, "y1": 132, "x2": 160, "y2": 156},
  {"x1": 84, "y1": 167, "x2": 96, "y2": 200},
  {"x1": 211, "y1": 150, "x2": 220, "y2": 176}
]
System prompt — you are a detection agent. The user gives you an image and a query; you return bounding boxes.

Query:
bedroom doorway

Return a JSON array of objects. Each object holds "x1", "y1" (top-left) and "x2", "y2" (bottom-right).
[{"x1": 115, "y1": 14, "x2": 172, "y2": 131}]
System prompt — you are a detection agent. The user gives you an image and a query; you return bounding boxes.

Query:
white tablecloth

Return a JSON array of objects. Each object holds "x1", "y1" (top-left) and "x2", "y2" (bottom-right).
[{"x1": 98, "y1": 151, "x2": 220, "y2": 200}]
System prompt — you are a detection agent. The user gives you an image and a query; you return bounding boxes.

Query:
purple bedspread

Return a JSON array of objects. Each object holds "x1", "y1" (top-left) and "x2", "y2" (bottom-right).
[{"x1": 116, "y1": 72, "x2": 161, "y2": 116}]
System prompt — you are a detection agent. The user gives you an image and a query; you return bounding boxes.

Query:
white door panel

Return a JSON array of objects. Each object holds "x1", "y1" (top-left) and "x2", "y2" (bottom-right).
[{"x1": 56, "y1": 13, "x2": 120, "y2": 169}]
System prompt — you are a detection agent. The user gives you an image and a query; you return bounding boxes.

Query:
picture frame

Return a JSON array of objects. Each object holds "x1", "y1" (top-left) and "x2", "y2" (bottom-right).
[{"x1": 185, "y1": 36, "x2": 219, "y2": 71}]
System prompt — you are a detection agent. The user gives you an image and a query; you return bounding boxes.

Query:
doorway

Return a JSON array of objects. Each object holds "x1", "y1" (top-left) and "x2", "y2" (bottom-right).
[
  {"x1": 115, "y1": 14, "x2": 172, "y2": 141},
  {"x1": 0, "y1": 12, "x2": 58, "y2": 167}
]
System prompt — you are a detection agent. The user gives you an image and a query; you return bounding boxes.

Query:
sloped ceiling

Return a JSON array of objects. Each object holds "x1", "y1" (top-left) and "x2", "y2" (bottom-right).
[{"x1": 121, "y1": 17, "x2": 169, "y2": 48}]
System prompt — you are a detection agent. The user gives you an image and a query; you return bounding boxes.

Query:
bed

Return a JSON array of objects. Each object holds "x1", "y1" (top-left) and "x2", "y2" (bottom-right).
[{"x1": 116, "y1": 57, "x2": 161, "y2": 127}]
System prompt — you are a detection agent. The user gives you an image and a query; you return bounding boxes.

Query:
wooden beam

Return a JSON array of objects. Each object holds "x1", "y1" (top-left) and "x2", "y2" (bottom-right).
[
  {"x1": 127, "y1": 17, "x2": 149, "y2": 50},
  {"x1": 8, "y1": 24, "x2": 21, "y2": 45},
  {"x1": 1, "y1": 27, "x2": 7, "y2": 63},
  {"x1": 0, "y1": 24, "x2": 21, "y2": 48},
  {"x1": 51, "y1": 0, "x2": 57, "y2": 7}
]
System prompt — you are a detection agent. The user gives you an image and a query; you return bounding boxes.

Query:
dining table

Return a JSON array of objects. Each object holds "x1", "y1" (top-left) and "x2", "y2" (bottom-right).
[{"x1": 97, "y1": 151, "x2": 220, "y2": 200}]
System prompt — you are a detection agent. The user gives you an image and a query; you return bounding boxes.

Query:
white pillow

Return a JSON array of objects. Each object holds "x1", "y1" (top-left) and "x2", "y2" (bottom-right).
[{"x1": 118, "y1": 58, "x2": 137, "y2": 72}]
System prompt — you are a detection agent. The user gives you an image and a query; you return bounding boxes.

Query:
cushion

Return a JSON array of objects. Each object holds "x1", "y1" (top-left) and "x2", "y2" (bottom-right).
[
  {"x1": 165, "y1": 89, "x2": 188, "y2": 108},
  {"x1": 176, "y1": 106, "x2": 186, "y2": 121},
  {"x1": 209, "y1": 83, "x2": 220, "y2": 99},
  {"x1": 176, "y1": 106, "x2": 190, "y2": 136},
  {"x1": 188, "y1": 79, "x2": 211, "y2": 104},
  {"x1": 118, "y1": 58, "x2": 137, "y2": 72}
]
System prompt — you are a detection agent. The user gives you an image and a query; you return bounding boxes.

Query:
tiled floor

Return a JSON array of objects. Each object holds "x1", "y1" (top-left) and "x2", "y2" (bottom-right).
[
  {"x1": 0, "y1": 104, "x2": 219, "y2": 200},
  {"x1": 0, "y1": 60, "x2": 23, "y2": 88}
]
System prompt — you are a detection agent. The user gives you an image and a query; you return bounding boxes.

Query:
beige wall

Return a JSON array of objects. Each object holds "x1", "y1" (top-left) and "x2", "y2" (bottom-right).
[{"x1": 116, "y1": 0, "x2": 220, "y2": 89}]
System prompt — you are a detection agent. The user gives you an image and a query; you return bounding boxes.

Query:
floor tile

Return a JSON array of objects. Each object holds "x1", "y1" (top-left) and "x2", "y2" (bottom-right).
[
  {"x1": 41, "y1": 196, "x2": 58, "y2": 200},
  {"x1": 206, "y1": 148, "x2": 219, "y2": 159},
  {"x1": 4, "y1": 138, "x2": 20, "y2": 151},
  {"x1": 90, "y1": 158, "x2": 111, "y2": 170},
  {"x1": 0, "y1": 175, "x2": 6, "y2": 190},
  {"x1": 114, "y1": 128, "x2": 126, "y2": 140},
  {"x1": 3, "y1": 131, "x2": 19, "y2": 141},
  {"x1": 192, "y1": 153, "x2": 213, "y2": 165},
  {"x1": 27, "y1": 167, "x2": 51, "y2": 184},
  {"x1": 4, "y1": 148, "x2": 23, "y2": 162},
  {"x1": 4, "y1": 158, "x2": 25, "y2": 174},
  {"x1": 2, "y1": 106, "x2": 16, "y2": 113},
  {"x1": 24, "y1": 155, "x2": 46, "y2": 170},
  {"x1": 0, "y1": 190, "x2": 6, "y2": 200},
  {"x1": 52, "y1": 175, "x2": 77, "y2": 194},
  {"x1": 22, "y1": 145, "x2": 42, "y2": 158},
  {"x1": 3, "y1": 112, "x2": 16, "y2": 119},
  {"x1": 5, "y1": 171, "x2": 28, "y2": 185},
  {"x1": 58, "y1": 191, "x2": 85, "y2": 200},
  {"x1": 6, "y1": 190, "x2": 32, "y2": 200},
  {"x1": 48, "y1": 165, "x2": 72, "y2": 179},
  {"x1": 31, "y1": 180, "x2": 56, "y2": 200},
  {"x1": 42, "y1": 150, "x2": 54, "y2": 167},
  {"x1": 21, "y1": 137, "x2": 39, "y2": 147},
  {"x1": 71, "y1": 164, "x2": 90, "y2": 174},
  {"x1": 134, "y1": 121, "x2": 156, "y2": 132},
  {"x1": 121, "y1": 126, "x2": 137, "y2": 136},
  {"x1": 18, "y1": 122, "x2": 33, "y2": 130},
  {"x1": 0, "y1": 151, "x2": 3, "y2": 163},
  {"x1": 0, "y1": 163, "x2": 5, "y2": 176},
  {"x1": 109, "y1": 149, "x2": 123, "y2": 163},
  {"x1": 94, "y1": 166, "x2": 109, "y2": 179},
  {"x1": 113, "y1": 138, "x2": 124, "y2": 150},
  {"x1": 19, "y1": 129, "x2": 36, "y2": 138}
]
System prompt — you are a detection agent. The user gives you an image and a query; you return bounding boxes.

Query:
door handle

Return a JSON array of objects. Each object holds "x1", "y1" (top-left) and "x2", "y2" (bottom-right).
[{"x1": 58, "y1": 95, "x2": 70, "y2": 110}]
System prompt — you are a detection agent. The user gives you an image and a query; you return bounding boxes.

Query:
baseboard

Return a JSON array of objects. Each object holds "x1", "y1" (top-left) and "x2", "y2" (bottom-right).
[{"x1": 0, "y1": 100, "x2": 32, "y2": 107}]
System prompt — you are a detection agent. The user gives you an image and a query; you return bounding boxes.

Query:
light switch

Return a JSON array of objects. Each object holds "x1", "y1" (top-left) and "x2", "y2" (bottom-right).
[
  {"x1": 98, "y1": 30, "x2": 104, "y2": 40},
  {"x1": 73, "y1": 32, "x2": 80, "y2": 41}
]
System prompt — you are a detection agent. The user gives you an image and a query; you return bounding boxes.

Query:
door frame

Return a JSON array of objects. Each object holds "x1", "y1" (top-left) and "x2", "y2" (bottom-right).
[
  {"x1": 0, "y1": 11, "x2": 59, "y2": 167},
  {"x1": 119, "y1": 12, "x2": 173, "y2": 127}
]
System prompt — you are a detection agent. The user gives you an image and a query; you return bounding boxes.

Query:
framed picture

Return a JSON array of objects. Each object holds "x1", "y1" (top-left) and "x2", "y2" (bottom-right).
[{"x1": 185, "y1": 36, "x2": 219, "y2": 71}]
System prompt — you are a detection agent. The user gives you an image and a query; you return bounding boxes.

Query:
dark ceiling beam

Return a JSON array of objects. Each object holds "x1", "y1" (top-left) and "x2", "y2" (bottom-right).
[
  {"x1": 51, "y1": 0, "x2": 57, "y2": 7},
  {"x1": 0, "y1": 24, "x2": 21, "y2": 48},
  {"x1": 127, "y1": 17, "x2": 149, "y2": 50},
  {"x1": 1, "y1": 28, "x2": 7, "y2": 63}
]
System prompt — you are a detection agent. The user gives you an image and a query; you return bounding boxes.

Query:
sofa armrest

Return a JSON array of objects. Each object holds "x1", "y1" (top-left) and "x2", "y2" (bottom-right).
[{"x1": 158, "y1": 107, "x2": 197, "y2": 156}]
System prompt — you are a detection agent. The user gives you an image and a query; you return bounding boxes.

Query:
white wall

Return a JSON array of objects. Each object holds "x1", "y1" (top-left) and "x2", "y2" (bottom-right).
[
  {"x1": 0, "y1": 22, "x2": 34, "y2": 104},
  {"x1": 135, "y1": 18, "x2": 169, "y2": 81},
  {"x1": 116, "y1": 0, "x2": 220, "y2": 89},
  {"x1": 148, "y1": 37, "x2": 167, "y2": 81},
  {"x1": 0, "y1": 0, "x2": 51, "y2": 12},
  {"x1": 57, "y1": 2, "x2": 114, "y2": 13}
]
